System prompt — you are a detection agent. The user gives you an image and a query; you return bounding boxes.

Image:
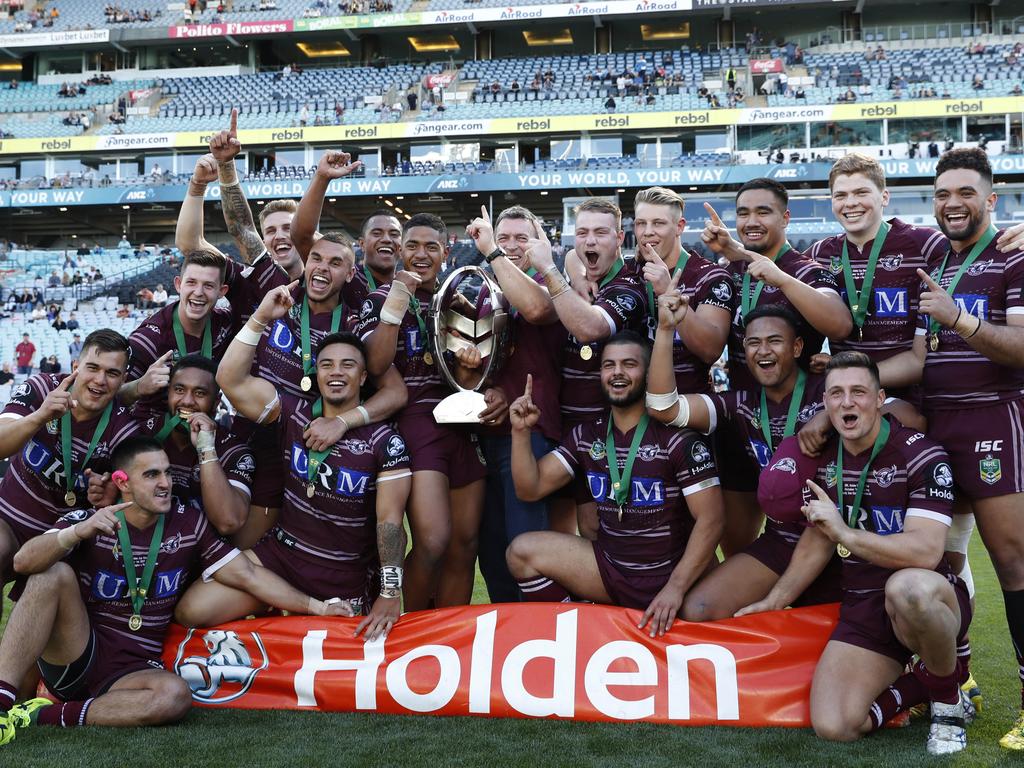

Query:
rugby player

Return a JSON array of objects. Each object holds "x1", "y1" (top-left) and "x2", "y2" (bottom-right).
[
  {"x1": 0, "y1": 437, "x2": 349, "y2": 742},
  {"x1": 506, "y1": 331, "x2": 724, "y2": 637}
]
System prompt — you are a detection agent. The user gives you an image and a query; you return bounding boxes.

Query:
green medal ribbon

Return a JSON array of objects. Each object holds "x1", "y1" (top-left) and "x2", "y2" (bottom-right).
[
  {"x1": 741, "y1": 243, "x2": 791, "y2": 318},
  {"x1": 171, "y1": 303, "x2": 213, "y2": 359},
  {"x1": 525, "y1": 267, "x2": 538, "y2": 278},
  {"x1": 758, "y1": 368, "x2": 808, "y2": 454},
  {"x1": 926, "y1": 225, "x2": 999, "y2": 338},
  {"x1": 364, "y1": 265, "x2": 378, "y2": 292},
  {"x1": 59, "y1": 400, "x2": 113, "y2": 503},
  {"x1": 115, "y1": 509, "x2": 165, "y2": 622},
  {"x1": 305, "y1": 398, "x2": 332, "y2": 493},
  {"x1": 300, "y1": 294, "x2": 345, "y2": 378},
  {"x1": 841, "y1": 219, "x2": 890, "y2": 335},
  {"x1": 153, "y1": 413, "x2": 184, "y2": 443},
  {"x1": 645, "y1": 253, "x2": 689, "y2": 323},
  {"x1": 837, "y1": 417, "x2": 891, "y2": 529},
  {"x1": 407, "y1": 294, "x2": 429, "y2": 341},
  {"x1": 599, "y1": 257, "x2": 625, "y2": 289},
  {"x1": 605, "y1": 413, "x2": 651, "y2": 520}
]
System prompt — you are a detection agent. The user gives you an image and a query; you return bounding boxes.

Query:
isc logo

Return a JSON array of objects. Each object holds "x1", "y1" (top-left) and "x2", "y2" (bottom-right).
[{"x1": 975, "y1": 440, "x2": 1003, "y2": 452}]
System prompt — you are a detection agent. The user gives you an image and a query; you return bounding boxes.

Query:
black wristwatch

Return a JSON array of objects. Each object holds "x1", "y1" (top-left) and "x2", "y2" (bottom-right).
[{"x1": 484, "y1": 247, "x2": 504, "y2": 264}]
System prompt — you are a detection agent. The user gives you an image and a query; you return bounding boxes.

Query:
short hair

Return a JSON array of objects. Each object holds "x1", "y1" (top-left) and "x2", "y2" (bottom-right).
[
  {"x1": 313, "y1": 231, "x2": 356, "y2": 259},
  {"x1": 575, "y1": 198, "x2": 622, "y2": 229},
  {"x1": 111, "y1": 436, "x2": 166, "y2": 473},
  {"x1": 403, "y1": 212, "x2": 447, "y2": 243},
  {"x1": 633, "y1": 187, "x2": 685, "y2": 220},
  {"x1": 81, "y1": 329, "x2": 131, "y2": 366},
  {"x1": 317, "y1": 331, "x2": 367, "y2": 365},
  {"x1": 936, "y1": 147, "x2": 993, "y2": 187},
  {"x1": 736, "y1": 178, "x2": 789, "y2": 210},
  {"x1": 825, "y1": 350, "x2": 881, "y2": 390},
  {"x1": 743, "y1": 304, "x2": 802, "y2": 338},
  {"x1": 258, "y1": 199, "x2": 297, "y2": 230},
  {"x1": 181, "y1": 248, "x2": 227, "y2": 284},
  {"x1": 170, "y1": 353, "x2": 218, "y2": 388},
  {"x1": 494, "y1": 205, "x2": 542, "y2": 237},
  {"x1": 828, "y1": 152, "x2": 886, "y2": 192},
  {"x1": 360, "y1": 209, "x2": 402, "y2": 236},
  {"x1": 602, "y1": 329, "x2": 651, "y2": 368}
]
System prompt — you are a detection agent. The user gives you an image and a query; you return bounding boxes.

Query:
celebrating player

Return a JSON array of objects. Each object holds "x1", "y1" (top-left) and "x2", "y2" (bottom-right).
[{"x1": 506, "y1": 331, "x2": 724, "y2": 636}]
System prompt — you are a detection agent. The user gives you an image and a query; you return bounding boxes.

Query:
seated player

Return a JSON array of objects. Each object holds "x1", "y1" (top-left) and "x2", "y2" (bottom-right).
[
  {"x1": 506, "y1": 331, "x2": 723, "y2": 637},
  {"x1": 0, "y1": 437, "x2": 348, "y2": 743},
  {"x1": 741, "y1": 352, "x2": 972, "y2": 755},
  {"x1": 181, "y1": 314, "x2": 410, "y2": 640}
]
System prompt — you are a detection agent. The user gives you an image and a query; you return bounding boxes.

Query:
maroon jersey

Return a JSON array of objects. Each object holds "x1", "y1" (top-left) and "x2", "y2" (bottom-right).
[
  {"x1": 758, "y1": 434, "x2": 824, "y2": 539},
  {"x1": 51, "y1": 498, "x2": 240, "y2": 665},
  {"x1": 706, "y1": 373, "x2": 826, "y2": 471},
  {"x1": 354, "y1": 285, "x2": 448, "y2": 416},
  {"x1": 276, "y1": 394, "x2": 411, "y2": 568},
  {"x1": 918, "y1": 234, "x2": 1024, "y2": 409},
  {"x1": 810, "y1": 417, "x2": 955, "y2": 594},
  {"x1": 255, "y1": 285, "x2": 357, "y2": 400},
  {"x1": 553, "y1": 416, "x2": 719, "y2": 580},
  {"x1": 559, "y1": 261, "x2": 647, "y2": 424},
  {"x1": 728, "y1": 246, "x2": 840, "y2": 391},
  {"x1": 343, "y1": 265, "x2": 391, "y2": 310},
  {"x1": 650, "y1": 251, "x2": 735, "y2": 395},
  {"x1": 224, "y1": 252, "x2": 289, "y2": 325},
  {"x1": 0, "y1": 374, "x2": 155, "y2": 545},
  {"x1": 810, "y1": 218, "x2": 946, "y2": 360}
]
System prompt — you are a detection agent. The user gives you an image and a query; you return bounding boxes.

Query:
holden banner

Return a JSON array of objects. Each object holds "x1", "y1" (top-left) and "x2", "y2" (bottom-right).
[{"x1": 161, "y1": 603, "x2": 839, "y2": 726}]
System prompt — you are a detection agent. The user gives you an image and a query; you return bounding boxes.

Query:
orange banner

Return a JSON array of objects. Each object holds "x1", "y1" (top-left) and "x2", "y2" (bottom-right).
[{"x1": 162, "y1": 603, "x2": 838, "y2": 726}]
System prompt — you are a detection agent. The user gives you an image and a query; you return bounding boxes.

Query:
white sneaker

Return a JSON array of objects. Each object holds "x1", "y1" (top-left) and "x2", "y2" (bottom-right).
[{"x1": 927, "y1": 697, "x2": 968, "y2": 755}]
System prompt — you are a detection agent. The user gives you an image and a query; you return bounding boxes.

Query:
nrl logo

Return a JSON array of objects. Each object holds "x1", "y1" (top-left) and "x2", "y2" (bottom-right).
[
  {"x1": 825, "y1": 462, "x2": 837, "y2": 488},
  {"x1": 589, "y1": 441, "x2": 606, "y2": 461},
  {"x1": 46, "y1": 419, "x2": 59, "y2": 435},
  {"x1": 175, "y1": 629, "x2": 269, "y2": 704}
]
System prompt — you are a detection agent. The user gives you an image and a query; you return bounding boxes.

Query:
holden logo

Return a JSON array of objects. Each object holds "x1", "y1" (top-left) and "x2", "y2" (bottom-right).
[{"x1": 174, "y1": 629, "x2": 269, "y2": 704}]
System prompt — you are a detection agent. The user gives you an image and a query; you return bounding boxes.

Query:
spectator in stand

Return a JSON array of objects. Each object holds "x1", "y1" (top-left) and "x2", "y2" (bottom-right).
[
  {"x1": 604, "y1": 95, "x2": 616, "y2": 113},
  {"x1": 136, "y1": 287, "x2": 154, "y2": 309},
  {"x1": 116, "y1": 304, "x2": 131, "y2": 319},
  {"x1": 39, "y1": 354, "x2": 61, "y2": 374},
  {"x1": 0, "y1": 362, "x2": 13, "y2": 385},
  {"x1": 45, "y1": 303, "x2": 60, "y2": 321},
  {"x1": 151, "y1": 283, "x2": 168, "y2": 307},
  {"x1": 51, "y1": 311, "x2": 67, "y2": 332},
  {"x1": 972, "y1": 73, "x2": 985, "y2": 91},
  {"x1": 68, "y1": 332, "x2": 83, "y2": 362},
  {"x1": 117, "y1": 234, "x2": 132, "y2": 258},
  {"x1": 15, "y1": 333, "x2": 35, "y2": 374},
  {"x1": 30, "y1": 305, "x2": 46, "y2": 323},
  {"x1": 47, "y1": 270, "x2": 60, "y2": 288}
]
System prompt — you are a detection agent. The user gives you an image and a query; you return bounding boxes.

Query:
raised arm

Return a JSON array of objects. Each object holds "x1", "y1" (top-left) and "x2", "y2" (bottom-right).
[
  {"x1": 211, "y1": 108, "x2": 265, "y2": 263},
  {"x1": 175, "y1": 154, "x2": 227, "y2": 257},
  {"x1": 189, "y1": 413, "x2": 249, "y2": 536},
  {"x1": 509, "y1": 375, "x2": 574, "y2": 500},
  {"x1": 13, "y1": 502, "x2": 131, "y2": 575},
  {"x1": 746, "y1": 251, "x2": 853, "y2": 340},
  {"x1": 361, "y1": 271, "x2": 421, "y2": 377},
  {"x1": 0, "y1": 374, "x2": 75, "y2": 459},
  {"x1": 877, "y1": 333, "x2": 926, "y2": 389},
  {"x1": 527, "y1": 242, "x2": 620, "y2": 342},
  {"x1": 292, "y1": 150, "x2": 361, "y2": 261}
]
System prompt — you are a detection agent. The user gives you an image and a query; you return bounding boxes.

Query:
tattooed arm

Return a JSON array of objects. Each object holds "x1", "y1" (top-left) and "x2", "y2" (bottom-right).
[
  {"x1": 175, "y1": 154, "x2": 227, "y2": 258},
  {"x1": 210, "y1": 108, "x2": 266, "y2": 264}
]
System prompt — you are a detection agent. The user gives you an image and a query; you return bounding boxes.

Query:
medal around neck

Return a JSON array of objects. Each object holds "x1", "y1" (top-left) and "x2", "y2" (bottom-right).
[{"x1": 431, "y1": 266, "x2": 512, "y2": 424}]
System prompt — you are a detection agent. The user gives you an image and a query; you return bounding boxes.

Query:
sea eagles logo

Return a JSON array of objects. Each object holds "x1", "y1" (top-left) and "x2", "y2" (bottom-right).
[
  {"x1": 771, "y1": 457, "x2": 797, "y2": 474},
  {"x1": 878, "y1": 254, "x2": 903, "y2": 271},
  {"x1": 342, "y1": 439, "x2": 371, "y2": 455},
  {"x1": 872, "y1": 464, "x2": 897, "y2": 488},
  {"x1": 967, "y1": 259, "x2": 992, "y2": 277},
  {"x1": 691, "y1": 441, "x2": 711, "y2": 464},
  {"x1": 638, "y1": 444, "x2": 659, "y2": 461},
  {"x1": 798, "y1": 404, "x2": 819, "y2": 422},
  {"x1": 159, "y1": 533, "x2": 182, "y2": 554},
  {"x1": 711, "y1": 282, "x2": 733, "y2": 302},
  {"x1": 175, "y1": 629, "x2": 270, "y2": 705},
  {"x1": 386, "y1": 435, "x2": 406, "y2": 458},
  {"x1": 589, "y1": 441, "x2": 607, "y2": 461}
]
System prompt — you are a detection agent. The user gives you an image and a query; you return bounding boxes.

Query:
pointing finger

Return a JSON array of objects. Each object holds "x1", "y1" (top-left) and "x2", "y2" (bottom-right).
[
  {"x1": 229, "y1": 107, "x2": 238, "y2": 136},
  {"x1": 805, "y1": 479, "x2": 832, "y2": 502},
  {"x1": 703, "y1": 202, "x2": 724, "y2": 226},
  {"x1": 524, "y1": 373, "x2": 533, "y2": 400},
  {"x1": 480, "y1": 204, "x2": 490, "y2": 224},
  {"x1": 668, "y1": 268, "x2": 683, "y2": 293},
  {"x1": 916, "y1": 268, "x2": 942, "y2": 291},
  {"x1": 155, "y1": 350, "x2": 174, "y2": 366},
  {"x1": 58, "y1": 370, "x2": 78, "y2": 390}
]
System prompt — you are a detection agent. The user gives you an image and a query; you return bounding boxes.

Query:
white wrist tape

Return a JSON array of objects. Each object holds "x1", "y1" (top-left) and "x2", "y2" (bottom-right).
[
  {"x1": 356, "y1": 405, "x2": 369, "y2": 424},
  {"x1": 308, "y1": 597, "x2": 326, "y2": 616},
  {"x1": 667, "y1": 396, "x2": 690, "y2": 427},
  {"x1": 380, "y1": 281, "x2": 412, "y2": 325},
  {"x1": 57, "y1": 525, "x2": 80, "y2": 550},
  {"x1": 195, "y1": 429, "x2": 216, "y2": 454},
  {"x1": 646, "y1": 389, "x2": 679, "y2": 411},
  {"x1": 945, "y1": 512, "x2": 974, "y2": 555},
  {"x1": 235, "y1": 324, "x2": 263, "y2": 346}
]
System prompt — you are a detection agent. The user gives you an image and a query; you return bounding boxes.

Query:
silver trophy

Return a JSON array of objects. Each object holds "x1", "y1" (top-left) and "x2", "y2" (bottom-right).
[{"x1": 430, "y1": 265, "x2": 512, "y2": 423}]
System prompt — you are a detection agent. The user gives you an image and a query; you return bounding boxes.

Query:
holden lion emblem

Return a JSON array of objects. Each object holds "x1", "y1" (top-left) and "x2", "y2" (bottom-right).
[{"x1": 174, "y1": 629, "x2": 269, "y2": 704}]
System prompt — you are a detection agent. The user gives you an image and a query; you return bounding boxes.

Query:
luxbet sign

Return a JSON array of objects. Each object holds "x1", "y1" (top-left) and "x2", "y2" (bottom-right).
[{"x1": 164, "y1": 602, "x2": 837, "y2": 726}]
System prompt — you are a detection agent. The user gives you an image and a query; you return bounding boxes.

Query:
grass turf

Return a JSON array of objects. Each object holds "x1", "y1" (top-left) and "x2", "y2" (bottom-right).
[{"x1": 2, "y1": 533, "x2": 1022, "y2": 768}]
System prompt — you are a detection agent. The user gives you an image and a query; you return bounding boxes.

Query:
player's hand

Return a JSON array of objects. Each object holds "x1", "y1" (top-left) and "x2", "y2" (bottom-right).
[
  {"x1": 393, "y1": 270, "x2": 422, "y2": 294},
  {"x1": 996, "y1": 221, "x2": 1024, "y2": 253},
  {"x1": 524, "y1": 230, "x2": 554, "y2": 271},
  {"x1": 354, "y1": 595, "x2": 400, "y2": 641},
  {"x1": 191, "y1": 153, "x2": 218, "y2": 185},
  {"x1": 188, "y1": 412, "x2": 217, "y2": 448},
  {"x1": 76, "y1": 501, "x2": 133, "y2": 539},
  {"x1": 466, "y1": 204, "x2": 496, "y2": 256},
  {"x1": 797, "y1": 409, "x2": 832, "y2": 458},
  {"x1": 321, "y1": 597, "x2": 359, "y2": 618},
  {"x1": 746, "y1": 251, "x2": 788, "y2": 288},
  {"x1": 35, "y1": 371, "x2": 77, "y2": 423},
  {"x1": 638, "y1": 583, "x2": 684, "y2": 638},
  {"x1": 734, "y1": 595, "x2": 784, "y2": 617},
  {"x1": 640, "y1": 244, "x2": 673, "y2": 297},
  {"x1": 135, "y1": 350, "x2": 174, "y2": 397},
  {"x1": 316, "y1": 149, "x2": 362, "y2": 180},
  {"x1": 454, "y1": 342, "x2": 483, "y2": 371},
  {"x1": 809, "y1": 353, "x2": 831, "y2": 375},
  {"x1": 700, "y1": 203, "x2": 743, "y2": 260},
  {"x1": 656, "y1": 270, "x2": 688, "y2": 330},
  {"x1": 478, "y1": 386, "x2": 508, "y2": 425},
  {"x1": 917, "y1": 268, "x2": 959, "y2": 328},
  {"x1": 303, "y1": 416, "x2": 346, "y2": 453},
  {"x1": 509, "y1": 374, "x2": 541, "y2": 431},
  {"x1": 253, "y1": 280, "x2": 299, "y2": 324},
  {"x1": 802, "y1": 480, "x2": 844, "y2": 540},
  {"x1": 564, "y1": 249, "x2": 598, "y2": 301},
  {"x1": 209, "y1": 108, "x2": 242, "y2": 164},
  {"x1": 84, "y1": 468, "x2": 117, "y2": 509}
]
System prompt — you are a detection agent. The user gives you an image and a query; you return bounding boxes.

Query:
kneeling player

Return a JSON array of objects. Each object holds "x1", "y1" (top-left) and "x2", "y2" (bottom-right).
[
  {"x1": 506, "y1": 331, "x2": 723, "y2": 636},
  {"x1": 0, "y1": 437, "x2": 347, "y2": 743}
]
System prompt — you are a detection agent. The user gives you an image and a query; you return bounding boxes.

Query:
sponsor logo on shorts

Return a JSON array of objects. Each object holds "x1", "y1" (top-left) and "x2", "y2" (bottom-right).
[
  {"x1": 933, "y1": 462, "x2": 954, "y2": 487},
  {"x1": 980, "y1": 455, "x2": 1002, "y2": 485},
  {"x1": 770, "y1": 457, "x2": 797, "y2": 474},
  {"x1": 878, "y1": 254, "x2": 903, "y2": 271},
  {"x1": 690, "y1": 441, "x2": 711, "y2": 464},
  {"x1": 872, "y1": 465, "x2": 897, "y2": 488},
  {"x1": 175, "y1": 629, "x2": 270, "y2": 705}
]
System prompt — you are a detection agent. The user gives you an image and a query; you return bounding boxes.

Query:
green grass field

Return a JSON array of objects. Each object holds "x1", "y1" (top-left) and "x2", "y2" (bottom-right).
[{"x1": 3, "y1": 533, "x2": 1023, "y2": 768}]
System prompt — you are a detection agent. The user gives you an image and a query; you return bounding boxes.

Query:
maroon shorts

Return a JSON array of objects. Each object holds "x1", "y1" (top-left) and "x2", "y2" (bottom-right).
[
  {"x1": 247, "y1": 422, "x2": 285, "y2": 509},
  {"x1": 593, "y1": 540, "x2": 671, "y2": 612},
  {"x1": 743, "y1": 529, "x2": 842, "y2": 606},
  {"x1": 251, "y1": 530, "x2": 376, "y2": 610},
  {"x1": 714, "y1": 429, "x2": 759, "y2": 493},
  {"x1": 38, "y1": 625, "x2": 161, "y2": 702},
  {"x1": 925, "y1": 399, "x2": 1024, "y2": 500},
  {"x1": 831, "y1": 572, "x2": 971, "y2": 663},
  {"x1": 397, "y1": 411, "x2": 486, "y2": 489}
]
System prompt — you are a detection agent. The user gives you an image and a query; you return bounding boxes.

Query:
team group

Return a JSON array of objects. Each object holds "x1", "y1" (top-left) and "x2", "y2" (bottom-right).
[{"x1": 0, "y1": 112, "x2": 1023, "y2": 756}]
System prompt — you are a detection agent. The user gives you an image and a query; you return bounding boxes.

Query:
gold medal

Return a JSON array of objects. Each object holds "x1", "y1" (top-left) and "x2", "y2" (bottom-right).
[
  {"x1": 300, "y1": 375, "x2": 312, "y2": 392},
  {"x1": 306, "y1": 483, "x2": 315, "y2": 499},
  {"x1": 423, "y1": 351, "x2": 434, "y2": 366},
  {"x1": 580, "y1": 345, "x2": 593, "y2": 361},
  {"x1": 128, "y1": 614, "x2": 143, "y2": 631},
  {"x1": 836, "y1": 543, "x2": 850, "y2": 558},
  {"x1": 64, "y1": 491, "x2": 77, "y2": 507},
  {"x1": 928, "y1": 333, "x2": 939, "y2": 352}
]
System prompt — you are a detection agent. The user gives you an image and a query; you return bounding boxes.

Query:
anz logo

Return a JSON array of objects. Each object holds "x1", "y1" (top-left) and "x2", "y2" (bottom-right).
[{"x1": 586, "y1": 473, "x2": 664, "y2": 507}]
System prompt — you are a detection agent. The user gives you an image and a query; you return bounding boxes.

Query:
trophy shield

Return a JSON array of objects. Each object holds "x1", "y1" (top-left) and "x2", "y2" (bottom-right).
[{"x1": 430, "y1": 265, "x2": 511, "y2": 424}]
